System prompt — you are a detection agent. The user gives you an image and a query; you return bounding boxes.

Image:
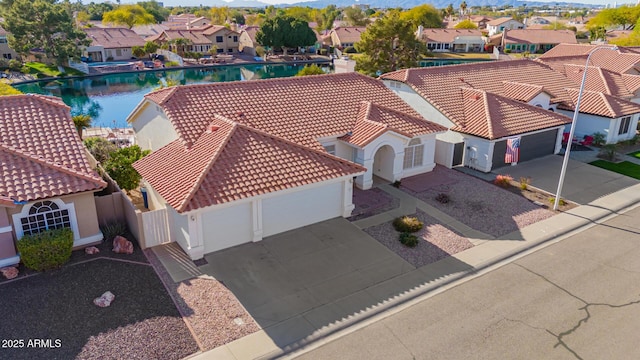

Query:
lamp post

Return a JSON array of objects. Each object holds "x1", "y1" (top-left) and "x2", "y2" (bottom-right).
[{"x1": 553, "y1": 45, "x2": 618, "y2": 210}]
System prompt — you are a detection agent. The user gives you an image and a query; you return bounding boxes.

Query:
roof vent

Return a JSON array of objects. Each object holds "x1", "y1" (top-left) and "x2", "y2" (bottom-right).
[
  {"x1": 470, "y1": 94, "x2": 481, "y2": 101},
  {"x1": 207, "y1": 125, "x2": 219, "y2": 133},
  {"x1": 237, "y1": 111, "x2": 244, "y2": 117}
]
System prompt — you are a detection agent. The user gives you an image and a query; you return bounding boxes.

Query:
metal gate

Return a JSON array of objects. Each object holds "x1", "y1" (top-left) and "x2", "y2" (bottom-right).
[{"x1": 453, "y1": 142, "x2": 464, "y2": 166}]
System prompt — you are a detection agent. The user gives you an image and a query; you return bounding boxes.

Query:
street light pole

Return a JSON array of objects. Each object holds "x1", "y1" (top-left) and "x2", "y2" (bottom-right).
[{"x1": 553, "y1": 45, "x2": 618, "y2": 210}]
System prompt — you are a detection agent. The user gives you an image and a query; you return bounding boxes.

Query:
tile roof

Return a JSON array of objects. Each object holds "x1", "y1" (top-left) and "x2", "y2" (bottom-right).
[
  {"x1": 147, "y1": 29, "x2": 212, "y2": 45},
  {"x1": 143, "y1": 72, "x2": 428, "y2": 150},
  {"x1": 418, "y1": 29, "x2": 483, "y2": 43},
  {"x1": 331, "y1": 26, "x2": 367, "y2": 44},
  {"x1": 454, "y1": 88, "x2": 571, "y2": 139},
  {"x1": 501, "y1": 81, "x2": 545, "y2": 102},
  {"x1": 240, "y1": 26, "x2": 259, "y2": 43},
  {"x1": 537, "y1": 44, "x2": 640, "y2": 74},
  {"x1": 133, "y1": 116, "x2": 365, "y2": 212},
  {"x1": 559, "y1": 89, "x2": 640, "y2": 118},
  {"x1": 340, "y1": 102, "x2": 446, "y2": 146},
  {"x1": 561, "y1": 64, "x2": 634, "y2": 99},
  {"x1": 0, "y1": 95, "x2": 106, "y2": 203},
  {"x1": 502, "y1": 29, "x2": 577, "y2": 45},
  {"x1": 83, "y1": 27, "x2": 146, "y2": 48},
  {"x1": 487, "y1": 17, "x2": 519, "y2": 26},
  {"x1": 202, "y1": 25, "x2": 239, "y2": 36}
]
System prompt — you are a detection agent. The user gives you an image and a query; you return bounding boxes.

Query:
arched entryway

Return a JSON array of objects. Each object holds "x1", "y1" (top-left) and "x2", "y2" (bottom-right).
[{"x1": 373, "y1": 145, "x2": 395, "y2": 182}]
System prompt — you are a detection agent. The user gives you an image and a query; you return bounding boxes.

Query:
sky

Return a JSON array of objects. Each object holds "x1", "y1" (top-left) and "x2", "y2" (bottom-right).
[{"x1": 92, "y1": 0, "x2": 624, "y2": 7}]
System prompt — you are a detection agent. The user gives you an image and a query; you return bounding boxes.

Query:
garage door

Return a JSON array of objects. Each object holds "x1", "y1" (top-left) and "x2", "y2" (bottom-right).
[
  {"x1": 202, "y1": 202, "x2": 252, "y2": 254},
  {"x1": 492, "y1": 129, "x2": 558, "y2": 170},
  {"x1": 262, "y1": 182, "x2": 343, "y2": 237}
]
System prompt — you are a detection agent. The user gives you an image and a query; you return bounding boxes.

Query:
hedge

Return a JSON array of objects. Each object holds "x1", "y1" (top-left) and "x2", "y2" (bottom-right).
[{"x1": 16, "y1": 228, "x2": 74, "y2": 271}]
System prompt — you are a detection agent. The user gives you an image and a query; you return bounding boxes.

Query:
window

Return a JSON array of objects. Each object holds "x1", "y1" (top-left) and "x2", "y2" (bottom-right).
[
  {"x1": 403, "y1": 138, "x2": 424, "y2": 169},
  {"x1": 619, "y1": 116, "x2": 631, "y2": 135},
  {"x1": 20, "y1": 201, "x2": 71, "y2": 236},
  {"x1": 227, "y1": 48, "x2": 233, "y2": 53},
  {"x1": 2, "y1": 53, "x2": 11, "y2": 59},
  {"x1": 0, "y1": 37, "x2": 7, "y2": 44},
  {"x1": 216, "y1": 36, "x2": 223, "y2": 43},
  {"x1": 217, "y1": 48, "x2": 223, "y2": 53},
  {"x1": 115, "y1": 49, "x2": 122, "y2": 57},
  {"x1": 233, "y1": 36, "x2": 238, "y2": 42},
  {"x1": 323, "y1": 144, "x2": 336, "y2": 155}
]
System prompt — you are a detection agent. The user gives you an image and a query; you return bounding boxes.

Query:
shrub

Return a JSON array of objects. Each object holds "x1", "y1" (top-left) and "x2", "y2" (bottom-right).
[
  {"x1": 519, "y1": 177, "x2": 531, "y2": 190},
  {"x1": 393, "y1": 216, "x2": 423, "y2": 233},
  {"x1": 16, "y1": 228, "x2": 74, "y2": 271},
  {"x1": 599, "y1": 144, "x2": 618, "y2": 161},
  {"x1": 319, "y1": 48, "x2": 328, "y2": 56},
  {"x1": 164, "y1": 61, "x2": 180, "y2": 67},
  {"x1": 392, "y1": 180, "x2": 401, "y2": 188},
  {"x1": 103, "y1": 145, "x2": 150, "y2": 192},
  {"x1": 592, "y1": 132, "x2": 606, "y2": 146},
  {"x1": 8, "y1": 59, "x2": 22, "y2": 71},
  {"x1": 255, "y1": 46, "x2": 265, "y2": 57},
  {"x1": 100, "y1": 222, "x2": 127, "y2": 242},
  {"x1": 435, "y1": 193, "x2": 450, "y2": 204},
  {"x1": 549, "y1": 197, "x2": 566, "y2": 206},
  {"x1": 344, "y1": 46, "x2": 357, "y2": 54},
  {"x1": 399, "y1": 232, "x2": 419, "y2": 247},
  {"x1": 504, "y1": 49, "x2": 512, "y2": 53},
  {"x1": 494, "y1": 174, "x2": 513, "y2": 188}
]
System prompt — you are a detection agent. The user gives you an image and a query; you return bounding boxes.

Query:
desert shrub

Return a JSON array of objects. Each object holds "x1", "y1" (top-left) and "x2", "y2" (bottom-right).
[
  {"x1": 549, "y1": 197, "x2": 566, "y2": 206},
  {"x1": 8, "y1": 59, "x2": 22, "y2": 71},
  {"x1": 255, "y1": 46, "x2": 266, "y2": 57},
  {"x1": 16, "y1": 228, "x2": 73, "y2": 271},
  {"x1": 504, "y1": 49, "x2": 512, "y2": 53},
  {"x1": 100, "y1": 222, "x2": 127, "y2": 242},
  {"x1": 592, "y1": 132, "x2": 606, "y2": 146},
  {"x1": 344, "y1": 46, "x2": 357, "y2": 53},
  {"x1": 435, "y1": 193, "x2": 450, "y2": 204},
  {"x1": 519, "y1": 177, "x2": 531, "y2": 190},
  {"x1": 599, "y1": 144, "x2": 618, "y2": 161},
  {"x1": 494, "y1": 174, "x2": 513, "y2": 188},
  {"x1": 399, "y1": 232, "x2": 419, "y2": 247},
  {"x1": 393, "y1": 216, "x2": 423, "y2": 233},
  {"x1": 84, "y1": 137, "x2": 118, "y2": 163},
  {"x1": 164, "y1": 61, "x2": 180, "y2": 67}
]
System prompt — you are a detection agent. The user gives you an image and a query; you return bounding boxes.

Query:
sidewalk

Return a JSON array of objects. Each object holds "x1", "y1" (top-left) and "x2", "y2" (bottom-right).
[{"x1": 188, "y1": 182, "x2": 640, "y2": 360}]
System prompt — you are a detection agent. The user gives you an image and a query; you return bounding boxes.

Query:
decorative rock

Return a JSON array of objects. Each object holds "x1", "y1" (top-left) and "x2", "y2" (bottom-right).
[
  {"x1": 1, "y1": 267, "x2": 18, "y2": 280},
  {"x1": 85, "y1": 246, "x2": 100, "y2": 255},
  {"x1": 94, "y1": 291, "x2": 115, "y2": 307},
  {"x1": 112, "y1": 236, "x2": 134, "y2": 254}
]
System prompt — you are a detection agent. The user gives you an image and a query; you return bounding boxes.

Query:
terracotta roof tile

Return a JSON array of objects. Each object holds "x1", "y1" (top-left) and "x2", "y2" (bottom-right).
[
  {"x1": 560, "y1": 89, "x2": 640, "y2": 118},
  {"x1": 502, "y1": 29, "x2": 577, "y2": 45},
  {"x1": 622, "y1": 74, "x2": 640, "y2": 93},
  {"x1": 418, "y1": 29, "x2": 483, "y2": 43},
  {"x1": 501, "y1": 81, "x2": 544, "y2": 102},
  {"x1": 134, "y1": 116, "x2": 365, "y2": 212},
  {"x1": 83, "y1": 27, "x2": 146, "y2": 48},
  {"x1": 0, "y1": 95, "x2": 106, "y2": 203},
  {"x1": 331, "y1": 26, "x2": 366, "y2": 44},
  {"x1": 538, "y1": 44, "x2": 640, "y2": 74},
  {"x1": 487, "y1": 17, "x2": 519, "y2": 26},
  {"x1": 561, "y1": 64, "x2": 634, "y2": 99}
]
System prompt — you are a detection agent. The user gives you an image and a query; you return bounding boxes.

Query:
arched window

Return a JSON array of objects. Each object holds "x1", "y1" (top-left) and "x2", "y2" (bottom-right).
[
  {"x1": 403, "y1": 138, "x2": 424, "y2": 169},
  {"x1": 18, "y1": 200, "x2": 72, "y2": 236}
]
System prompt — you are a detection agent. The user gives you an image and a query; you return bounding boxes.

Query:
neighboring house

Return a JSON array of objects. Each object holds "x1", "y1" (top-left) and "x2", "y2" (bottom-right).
[
  {"x1": 0, "y1": 24, "x2": 17, "y2": 60},
  {"x1": 148, "y1": 25, "x2": 240, "y2": 55},
  {"x1": 163, "y1": 14, "x2": 211, "y2": 29},
  {"x1": 131, "y1": 24, "x2": 169, "y2": 39},
  {"x1": 201, "y1": 25, "x2": 240, "y2": 54},
  {"x1": 238, "y1": 26, "x2": 260, "y2": 56},
  {"x1": 487, "y1": 17, "x2": 525, "y2": 36},
  {"x1": 469, "y1": 15, "x2": 492, "y2": 30},
  {"x1": 556, "y1": 64, "x2": 640, "y2": 103},
  {"x1": 329, "y1": 26, "x2": 367, "y2": 48},
  {"x1": 416, "y1": 27, "x2": 484, "y2": 52},
  {"x1": 127, "y1": 73, "x2": 446, "y2": 259},
  {"x1": 500, "y1": 29, "x2": 577, "y2": 53},
  {"x1": 538, "y1": 43, "x2": 640, "y2": 75},
  {"x1": 83, "y1": 27, "x2": 146, "y2": 62},
  {"x1": 0, "y1": 95, "x2": 107, "y2": 267}
]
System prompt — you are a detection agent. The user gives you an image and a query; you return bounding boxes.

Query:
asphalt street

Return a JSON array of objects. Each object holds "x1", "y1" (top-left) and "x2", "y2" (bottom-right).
[{"x1": 294, "y1": 206, "x2": 640, "y2": 360}]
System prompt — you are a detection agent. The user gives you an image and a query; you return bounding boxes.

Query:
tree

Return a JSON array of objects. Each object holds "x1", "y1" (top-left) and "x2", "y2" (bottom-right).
[
  {"x1": 296, "y1": 64, "x2": 325, "y2": 76},
  {"x1": 256, "y1": 16, "x2": 316, "y2": 55},
  {"x1": 445, "y1": 3, "x2": 455, "y2": 21},
  {"x1": 342, "y1": 7, "x2": 369, "y2": 26},
  {"x1": 210, "y1": 6, "x2": 229, "y2": 25},
  {"x1": 3, "y1": 0, "x2": 90, "y2": 65},
  {"x1": 132, "y1": 46, "x2": 146, "y2": 58},
  {"x1": 138, "y1": 0, "x2": 170, "y2": 23},
  {"x1": 542, "y1": 21, "x2": 569, "y2": 30},
  {"x1": 168, "y1": 38, "x2": 192, "y2": 57},
  {"x1": 354, "y1": 11, "x2": 426, "y2": 76},
  {"x1": 400, "y1": 4, "x2": 443, "y2": 29},
  {"x1": 103, "y1": 145, "x2": 150, "y2": 192},
  {"x1": 317, "y1": 5, "x2": 339, "y2": 31},
  {"x1": 84, "y1": 137, "x2": 117, "y2": 164},
  {"x1": 460, "y1": 1, "x2": 468, "y2": 17},
  {"x1": 72, "y1": 114, "x2": 92, "y2": 139},
  {"x1": 143, "y1": 41, "x2": 159, "y2": 56},
  {"x1": 102, "y1": 5, "x2": 155, "y2": 29},
  {"x1": 230, "y1": 10, "x2": 245, "y2": 25},
  {"x1": 454, "y1": 19, "x2": 478, "y2": 29},
  {"x1": 284, "y1": 6, "x2": 313, "y2": 22},
  {"x1": 588, "y1": 5, "x2": 640, "y2": 33}
]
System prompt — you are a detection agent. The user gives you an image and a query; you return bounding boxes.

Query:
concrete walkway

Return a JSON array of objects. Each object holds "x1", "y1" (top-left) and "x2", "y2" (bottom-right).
[{"x1": 187, "y1": 181, "x2": 640, "y2": 360}]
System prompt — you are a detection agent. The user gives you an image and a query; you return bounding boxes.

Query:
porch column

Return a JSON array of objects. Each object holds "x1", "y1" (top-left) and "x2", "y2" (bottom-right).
[
  {"x1": 252, "y1": 199, "x2": 263, "y2": 242},
  {"x1": 341, "y1": 178, "x2": 355, "y2": 217},
  {"x1": 0, "y1": 207, "x2": 19, "y2": 267},
  {"x1": 356, "y1": 158, "x2": 374, "y2": 190},
  {"x1": 554, "y1": 127, "x2": 564, "y2": 154},
  {"x1": 392, "y1": 150, "x2": 405, "y2": 182}
]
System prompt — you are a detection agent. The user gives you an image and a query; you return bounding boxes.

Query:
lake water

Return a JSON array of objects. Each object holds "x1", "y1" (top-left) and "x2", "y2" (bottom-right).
[{"x1": 13, "y1": 63, "x2": 328, "y2": 128}]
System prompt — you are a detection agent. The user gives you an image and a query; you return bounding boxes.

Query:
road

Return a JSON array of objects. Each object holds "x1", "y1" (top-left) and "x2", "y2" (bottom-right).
[{"x1": 294, "y1": 206, "x2": 640, "y2": 360}]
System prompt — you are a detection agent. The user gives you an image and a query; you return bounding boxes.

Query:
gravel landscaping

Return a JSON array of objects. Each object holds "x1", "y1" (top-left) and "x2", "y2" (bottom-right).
[
  {"x1": 348, "y1": 187, "x2": 400, "y2": 221},
  {"x1": 364, "y1": 209, "x2": 474, "y2": 268},
  {"x1": 0, "y1": 258, "x2": 198, "y2": 360},
  {"x1": 146, "y1": 249, "x2": 260, "y2": 351},
  {"x1": 401, "y1": 166, "x2": 554, "y2": 238}
]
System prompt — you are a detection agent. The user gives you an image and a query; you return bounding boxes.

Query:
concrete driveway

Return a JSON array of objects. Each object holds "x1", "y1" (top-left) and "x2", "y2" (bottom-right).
[
  {"x1": 493, "y1": 155, "x2": 639, "y2": 204},
  {"x1": 198, "y1": 217, "x2": 416, "y2": 346}
]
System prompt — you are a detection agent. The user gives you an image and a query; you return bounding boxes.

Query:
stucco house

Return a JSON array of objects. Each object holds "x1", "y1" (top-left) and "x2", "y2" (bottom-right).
[
  {"x1": 83, "y1": 27, "x2": 146, "y2": 62},
  {"x1": 127, "y1": 73, "x2": 446, "y2": 259},
  {"x1": 238, "y1": 26, "x2": 260, "y2": 56},
  {"x1": 416, "y1": 27, "x2": 484, "y2": 53},
  {"x1": 0, "y1": 95, "x2": 107, "y2": 267},
  {"x1": 328, "y1": 26, "x2": 367, "y2": 48},
  {"x1": 0, "y1": 24, "x2": 18, "y2": 60},
  {"x1": 147, "y1": 25, "x2": 240, "y2": 55},
  {"x1": 500, "y1": 29, "x2": 577, "y2": 53},
  {"x1": 487, "y1": 17, "x2": 525, "y2": 36}
]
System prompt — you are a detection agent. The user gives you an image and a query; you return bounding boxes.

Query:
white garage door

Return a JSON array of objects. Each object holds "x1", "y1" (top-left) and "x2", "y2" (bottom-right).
[
  {"x1": 262, "y1": 182, "x2": 343, "y2": 237},
  {"x1": 201, "y1": 202, "x2": 252, "y2": 253}
]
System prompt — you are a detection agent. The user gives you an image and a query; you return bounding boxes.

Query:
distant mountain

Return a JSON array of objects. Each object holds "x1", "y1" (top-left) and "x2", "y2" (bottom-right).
[{"x1": 216, "y1": 0, "x2": 600, "y2": 9}]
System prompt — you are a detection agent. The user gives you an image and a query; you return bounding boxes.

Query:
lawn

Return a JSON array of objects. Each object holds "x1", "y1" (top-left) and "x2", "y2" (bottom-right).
[
  {"x1": 628, "y1": 150, "x2": 640, "y2": 160},
  {"x1": 590, "y1": 160, "x2": 640, "y2": 180},
  {"x1": 23, "y1": 62, "x2": 85, "y2": 78}
]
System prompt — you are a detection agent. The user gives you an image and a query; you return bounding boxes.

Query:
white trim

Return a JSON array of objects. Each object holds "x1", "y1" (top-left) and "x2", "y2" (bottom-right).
[
  {"x1": 73, "y1": 232, "x2": 104, "y2": 248},
  {"x1": 0, "y1": 254, "x2": 20, "y2": 267},
  {"x1": 0, "y1": 225, "x2": 12, "y2": 234},
  {"x1": 11, "y1": 199, "x2": 80, "y2": 241}
]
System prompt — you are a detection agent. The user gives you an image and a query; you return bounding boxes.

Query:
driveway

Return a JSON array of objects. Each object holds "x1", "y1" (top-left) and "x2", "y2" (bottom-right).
[
  {"x1": 198, "y1": 217, "x2": 416, "y2": 346},
  {"x1": 493, "y1": 155, "x2": 639, "y2": 204}
]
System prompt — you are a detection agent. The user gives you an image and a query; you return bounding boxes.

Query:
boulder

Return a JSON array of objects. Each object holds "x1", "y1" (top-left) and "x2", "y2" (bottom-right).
[
  {"x1": 85, "y1": 246, "x2": 100, "y2": 255},
  {"x1": 93, "y1": 291, "x2": 115, "y2": 307},
  {"x1": 112, "y1": 236, "x2": 133, "y2": 254},
  {"x1": 1, "y1": 266, "x2": 18, "y2": 280}
]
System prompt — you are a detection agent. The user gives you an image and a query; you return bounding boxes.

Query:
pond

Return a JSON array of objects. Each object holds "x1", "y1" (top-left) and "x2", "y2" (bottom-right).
[{"x1": 13, "y1": 63, "x2": 330, "y2": 128}]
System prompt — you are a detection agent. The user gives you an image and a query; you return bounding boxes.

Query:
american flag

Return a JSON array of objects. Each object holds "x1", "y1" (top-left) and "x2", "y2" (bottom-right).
[{"x1": 505, "y1": 137, "x2": 521, "y2": 164}]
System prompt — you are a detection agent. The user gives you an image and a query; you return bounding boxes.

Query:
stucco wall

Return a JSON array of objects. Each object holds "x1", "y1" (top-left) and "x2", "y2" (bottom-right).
[
  {"x1": 383, "y1": 81, "x2": 455, "y2": 129},
  {"x1": 167, "y1": 206, "x2": 190, "y2": 254},
  {"x1": 239, "y1": 32, "x2": 256, "y2": 56},
  {"x1": 463, "y1": 135, "x2": 494, "y2": 172},
  {"x1": 557, "y1": 110, "x2": 621, "y2": 143},
  {"x1": 131, "y1": 101, "x2": 179, "y2": 151}
]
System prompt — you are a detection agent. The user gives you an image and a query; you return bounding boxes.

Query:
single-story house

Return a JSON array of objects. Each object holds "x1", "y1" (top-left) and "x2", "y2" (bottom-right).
[
  {"x1": 416, "y1": 27, "x2": 484, "y2": 53},
  {"x1": 487, "y1": 17, "x2": 525, "y2": 36},
  {"x1": 83, "y1": 27, "x2": 146, "y2": 62},
  {"x1": 0, "y1": 95, "x2": 107, "y2": 267},
  {"x1": 500, "y1": 29, "x2": 577, "y2": 53},
  {"x1": 127, "y1": 73, "x2": 446, "y2": 259},
  {"x1": 238, "y1": 26, "x2": 260, "y2": 56},
  {"x1": 328, "y1": 26, "x2": 367, "y2": 49},
  {"x1": 558, "y1": 64, "x2": 640, "y2": 103},
  {"x1": 469, "y1": 15, "x2": 492, "y2": 30},
  {"x1": 537, "y1": 44, "x2": 640, "y2": 76}
]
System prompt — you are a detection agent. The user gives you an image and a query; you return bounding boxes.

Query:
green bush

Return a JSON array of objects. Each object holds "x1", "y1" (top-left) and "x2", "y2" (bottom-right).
[
  {"x1": 392, "y1": 216, "x2": 423, "y2": 233},
  {"x1": 549, "y1": 197, "x2": 566, "y2": 206},
  {"x1": 16, "y1": 228, "x2": 74, "y2": 271},
  {"x1": 592, "y1": 132, "x2": 606, "y2": 146},
  {"x1": 164, "y1": 61, "x2": 180, "y2": 67},
  {"x1": 100, "y1": 222, "x2": 127, "y2": 242},
  {"x1": 399, "y1": 232, "x2": 419, "y2": 247},
  {"x1": 344, "y1": 46, "x2": 357, "y2": 54}
]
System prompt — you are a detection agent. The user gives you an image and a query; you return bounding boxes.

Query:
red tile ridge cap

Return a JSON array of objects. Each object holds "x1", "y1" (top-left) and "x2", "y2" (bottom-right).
[
  {"x1": 5, "y1": 94, "x2": 70, "y2": 111},
  {"x1": 177, "y1": 115, "x2": 238, "y2": 213},
  {"x1": 0, "y1": 142, "x2": 107, "y2": 189},
  {"x1": 564, "y1": 64, "x2": 612, "y2": 95},
  {"x1": 145, "y1": 86, "x2": 178, "y2": 106},
  {"x1": 565, "y1": 88, "x2": 616, "y2": 117}
]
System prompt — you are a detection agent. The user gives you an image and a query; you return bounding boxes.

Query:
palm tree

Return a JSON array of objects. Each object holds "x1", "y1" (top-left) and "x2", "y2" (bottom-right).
[
  {"x1": 446, "y1": 4, "x2": 454, "y2": 21},
  {"x1": 460, "y1": 1, "x2": 467, "y2": 17},
  {"x1": 169, "y1": 38, "x2": 192, "y2": 57},
  {"x1": 72, "y1": 114, "x2": 92, "y2": 139}
]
